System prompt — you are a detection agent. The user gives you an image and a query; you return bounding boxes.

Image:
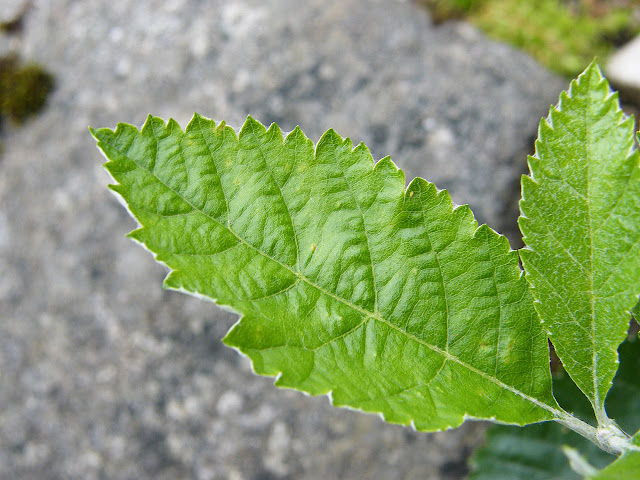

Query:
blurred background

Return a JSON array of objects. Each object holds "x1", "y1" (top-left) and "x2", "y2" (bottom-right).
[{"x1": 0, "y1": 1, "x2": 638, "y2": 479}]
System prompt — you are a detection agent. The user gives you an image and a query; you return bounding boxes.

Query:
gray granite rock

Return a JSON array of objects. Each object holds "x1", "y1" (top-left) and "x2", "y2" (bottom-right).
[
  {"x1": 0, "y1": 0, "x2": 28, "y2": 22},
  {"x1": 0, "y1": 1, "x2": 564, "y2": 479}
]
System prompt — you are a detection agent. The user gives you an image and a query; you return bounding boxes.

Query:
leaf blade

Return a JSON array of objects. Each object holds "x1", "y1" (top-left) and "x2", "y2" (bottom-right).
[
  {"x1": 519, "y1": 61, "x2": 640, "y2": 421},
  {"x1": 93, "y1": 114, "x2": 559, "y2": 430}
]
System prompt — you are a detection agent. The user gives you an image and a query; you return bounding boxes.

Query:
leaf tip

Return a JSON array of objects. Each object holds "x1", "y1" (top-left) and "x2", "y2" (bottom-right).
[
  {"x1": 375, "y1": 155, "x2": 403, "y2": 177},
  {"x1": 186, "y1": 112, "x2": 212, "y2": 133},
  {"x1": 140, "y1": 114, "x2": 167, "y2": 135},
  {"x1": 244, "y1": 114, "x2": 264, "y2": 128},
  {"x1": 317, "y1": 128, "x2": 345, "y2": 152},
  {"x1": 586, "y1": 57, "x2": 601, "y2": 73},
  {"x1": 406, "y1": 176, "x2": 433, "y2": 200},
  {"x1": 191, "y1": 111, "x2": 208, "y2": 122},
  {"x1": 162, "y1": 270, "x2": 181, "y2": 290},
  {"x1": 577, "y1": 58, "x2": 604, "y2": 84},
  {"x1": 89, "y1": 124, "x2": 117, "y2": 143},
  {"x1": 240, "y1": 115, "x2": 268, "y2": 139},
  {"x1": 286, "y1": 125, "x2": 308, "y2": 143},
  {"x1": 166, "y1": 117, "x2": 183, "y2": 132},
  {"x1": 266, "y1": 121, "x2": 283, "y2": 139}
]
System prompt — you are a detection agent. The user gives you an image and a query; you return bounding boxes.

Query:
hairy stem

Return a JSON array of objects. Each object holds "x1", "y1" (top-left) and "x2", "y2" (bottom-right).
[{"x1": 554, "y1": 411, "x2": 633, "y2": 456}]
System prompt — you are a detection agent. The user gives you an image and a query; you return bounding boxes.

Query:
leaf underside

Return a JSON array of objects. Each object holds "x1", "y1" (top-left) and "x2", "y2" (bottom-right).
[
  {"x1": 519, "y1": 61, "x2": 640, "y2": 419},
  {"x1": 92, "y1": 114, "x2": 558, "y2": 431}
]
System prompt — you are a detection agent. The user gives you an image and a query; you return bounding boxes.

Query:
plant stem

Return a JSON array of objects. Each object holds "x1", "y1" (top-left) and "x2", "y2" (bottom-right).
[{"x1": 554, "y1": 411, "x2": 633, "y2": 456}]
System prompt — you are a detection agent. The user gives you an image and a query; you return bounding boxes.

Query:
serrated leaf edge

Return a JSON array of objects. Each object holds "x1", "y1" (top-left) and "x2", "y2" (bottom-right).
[
  {"x1": 92, "y1": 114, "x2": 569, "y2": 431},
  {"x1": 519, "y1": 61, "x2": 640, "y2": 426}
]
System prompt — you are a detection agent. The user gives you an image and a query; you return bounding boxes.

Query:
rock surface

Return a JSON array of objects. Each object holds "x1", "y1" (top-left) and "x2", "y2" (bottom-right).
[
  {"x1": 607, "y1": 34, "x2": 640, "y2": 106},
  {"x1": 0, "y1": 1, "x2": 564, "y2": 479}
]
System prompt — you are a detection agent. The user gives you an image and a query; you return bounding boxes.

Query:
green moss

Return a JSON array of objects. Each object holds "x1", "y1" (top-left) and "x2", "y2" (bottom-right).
[
  {"x1": 419, "y1": 0, "x2": 476, "y2": 23},
  {"x1": 420, "y1": 0, "x2": 640, "y2": 77},
  {"x1": 0, "y1": 55, "x2": 54, "y2": 124}
]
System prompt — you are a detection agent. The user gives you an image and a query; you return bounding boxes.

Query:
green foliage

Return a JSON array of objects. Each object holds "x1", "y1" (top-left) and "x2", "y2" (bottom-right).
[
  {"x1": 470, "y1": 339, "x2": 640, "y2": 479},
  {"x1": 92, "y1": 62, "x2": 640, "y2": 476},
  {"x1": 421, "y1": 0, "x2": 640, "y2": 76},
  {"x1": 419, "y1": 0, "x2": 477, "y2": 23},
  {"x1": 472, "y1": 0, "x2": 636, "y2": 77},
  {"x1": 91, "y1": 114, "x2": 558, "y2": 431},
  {"x1": 519, "y1": 61, "x2": 640, "y2": 424}
]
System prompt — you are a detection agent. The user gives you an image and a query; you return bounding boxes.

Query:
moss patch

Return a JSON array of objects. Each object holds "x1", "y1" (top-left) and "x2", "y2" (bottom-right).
[
  {"x1": 0, "y1": 55, "x2": 54, "y2": 124},
  {"x1": 419, "y1": 0, "x2": 640, "y2": 77}
]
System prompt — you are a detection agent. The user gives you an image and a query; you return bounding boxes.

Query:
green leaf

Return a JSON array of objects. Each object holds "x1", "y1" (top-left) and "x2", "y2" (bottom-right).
[
  {"x1": 92, "y1": 114, "x2": 559, "y2": 431},
  {"x1": 519, "y1": 61, "x2": 640, "y2": 422},
  {"x1": 589, "y1": 433, "x2": 640, "y2": 479},
  {"x1": 470, "y1": 338, "x2": 640, "y2": 480}
]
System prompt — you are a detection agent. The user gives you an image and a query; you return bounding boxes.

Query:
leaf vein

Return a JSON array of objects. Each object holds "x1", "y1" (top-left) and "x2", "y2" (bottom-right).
[{"x1": 110, "y1": 134, "x2": 562, "y2": 419}]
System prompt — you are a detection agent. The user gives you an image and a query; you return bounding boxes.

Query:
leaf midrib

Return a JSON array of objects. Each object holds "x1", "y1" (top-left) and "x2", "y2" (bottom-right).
[
  {"x1": 116, "y1": 135, "x2": 562, "y2": 419},
  {"x1": 583, "y1": 79, "x2": 599, "y2": 415}
]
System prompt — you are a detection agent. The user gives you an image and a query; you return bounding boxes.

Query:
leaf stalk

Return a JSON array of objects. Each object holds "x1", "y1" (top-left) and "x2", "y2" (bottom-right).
[{"x1": 555, "y1": 413, "x2": 633, "y2": 456}]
